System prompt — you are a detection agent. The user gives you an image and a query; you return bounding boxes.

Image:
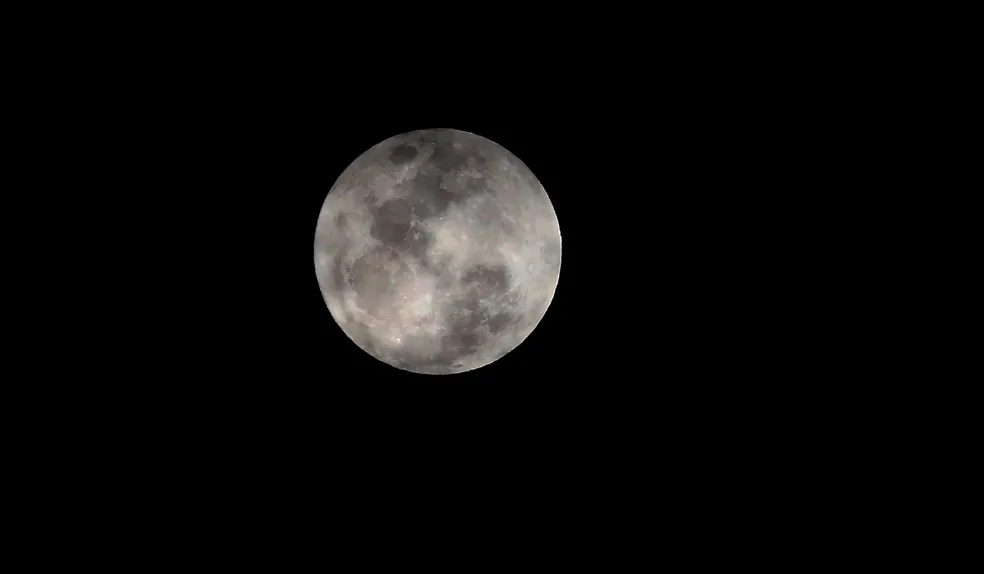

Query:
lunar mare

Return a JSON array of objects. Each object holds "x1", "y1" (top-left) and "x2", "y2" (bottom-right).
[{"x1": 314, "y1": 128, "x2": 561, "y2": 375}]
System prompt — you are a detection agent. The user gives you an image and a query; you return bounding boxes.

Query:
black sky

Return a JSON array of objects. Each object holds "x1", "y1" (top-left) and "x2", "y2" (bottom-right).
[{"x1": 102, "y1": 29, "x2": 824, "y2": 467}]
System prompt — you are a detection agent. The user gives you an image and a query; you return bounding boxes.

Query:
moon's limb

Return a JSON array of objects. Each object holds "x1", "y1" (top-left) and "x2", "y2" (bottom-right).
[{"x1": 314, "y1": 129, "x2": 561, "y2": 375}]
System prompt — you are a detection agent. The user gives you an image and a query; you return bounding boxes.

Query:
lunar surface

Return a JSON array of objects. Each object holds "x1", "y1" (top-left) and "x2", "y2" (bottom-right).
[{"x1": 314, "y1": 128, "x2": 561, "y2": 375}]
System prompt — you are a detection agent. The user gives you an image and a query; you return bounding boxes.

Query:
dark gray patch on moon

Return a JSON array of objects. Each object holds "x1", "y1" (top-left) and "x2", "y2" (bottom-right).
[
  {"x1": 428, "y1": 303, "x2": 515, "y2": 370},
  {"x1": 429, "y1": 141, "x2": 471, "y2": 173},
  {"x1": 314, "y1": 128, "x2": 562, "y2": 375},
  {"x1": 402, "y1": 187, "x2": 443, "y2": 221},
  {"x1": 368, "y1": 198, "x2": 435, "y2": 263},
  {"x1": 389, "y1": 144, "x2": 418, "y2": 164},
  {"x1": 370, "y1": 198, "x2": 413, "y2": 247},
  {"x1": 409, "y1": 169, "x2": 440, "y2": 192},
  {"x1": 407, "y1": 263, "x2": 518, "y2": 371},
  {"x1": 485, "y1": 311, "x2": 514, "y2": 333},
  {"x1": 409, "y1": 169, "x2": 460, "y2": 217}
]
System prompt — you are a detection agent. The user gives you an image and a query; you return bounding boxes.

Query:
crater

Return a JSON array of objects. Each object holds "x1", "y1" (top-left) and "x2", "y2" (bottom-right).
[
  {"x1": 370, "y1": 198, "x2": 413, "y2": 247},
  {"x1": 429, "y1": 142, "x2": 470, "y2": 173},
  {"x1": 389, "y1": 144, "x2": 418, "y2": 164},
  {"x1": 409, "y1": 169, "x2": 461, "y2": 218}
]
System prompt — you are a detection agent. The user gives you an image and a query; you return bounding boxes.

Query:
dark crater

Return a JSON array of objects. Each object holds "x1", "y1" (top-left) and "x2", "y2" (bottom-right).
[
  {"x1": 369, "y1": 198, "x2": 413, "y2": 247},
  {"x1": 429, "y1": 141, "x2": 471, "y2": 173},
  {"x1": 485, "y1": 312, "x2": 513, "y2": 333},
  {"x1": 389, "y1": 144, "x2": 418, "y2": 164},
  {"x1": 367, "y1": 198, "x2": 435, "y2": 262},
  {"x1": 408, "y1": 169, "x2": 463, "y2": 219}
]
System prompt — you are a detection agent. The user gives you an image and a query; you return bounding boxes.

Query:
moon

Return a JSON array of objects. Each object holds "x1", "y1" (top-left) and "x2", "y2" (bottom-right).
[{"x1": 314, "y1": 128, "x2": 561, "y2": 375}]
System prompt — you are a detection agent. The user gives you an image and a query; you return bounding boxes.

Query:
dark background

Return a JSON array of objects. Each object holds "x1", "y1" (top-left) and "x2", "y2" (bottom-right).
[
  {"x1": 21, "y1": 10, "x2": 865, "y2": 542},
  {"x1": 14, "y1": 5, "x2": 934, "y2": 554},
  {"x1": 171, "y1": 101, "x2": 805, "y2": 451},
  {"x1": 51, "y1": 12, "x2": 836, "y2": 483},
  {"x1": 103, "y1": 88, "x2": 823, "y2": 513}
]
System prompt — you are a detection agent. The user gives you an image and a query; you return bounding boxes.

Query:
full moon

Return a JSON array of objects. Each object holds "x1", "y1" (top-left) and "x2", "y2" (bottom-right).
[{"x1": 314, "y1": 128, "x2": 561, "y2": 375}]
